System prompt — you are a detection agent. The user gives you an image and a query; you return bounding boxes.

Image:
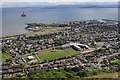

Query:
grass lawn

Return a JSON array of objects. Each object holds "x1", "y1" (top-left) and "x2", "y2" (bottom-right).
[
  {"x1": 64, "y1": 48, "x2": 79, "y2": 56},
  {"x1": 36, "y1": 48, "x2": 79, "y2": 62},
  {"x1": 88, "y1": 72, "x2": 118, "y2": 78},
  {"x1": 26, "y1": 27, "x2": 61, "y2": 37},
  {"x1": 0, "y1": 53, "x2": 12, "y2": 61},
  {"x1": 32, "y1": 55, "x2": 42, "y2": 63},
  {"x1": 37, "y1": 49, "x2": 69, "y2": 62},
  {"x1": 110, "y1": 59, "x2": 120, "y2": 63}
]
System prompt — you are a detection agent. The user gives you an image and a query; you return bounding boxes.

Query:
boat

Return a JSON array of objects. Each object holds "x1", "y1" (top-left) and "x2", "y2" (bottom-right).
[{"x1": 21, "y1": 12, "x2": 26, "y2": 17}]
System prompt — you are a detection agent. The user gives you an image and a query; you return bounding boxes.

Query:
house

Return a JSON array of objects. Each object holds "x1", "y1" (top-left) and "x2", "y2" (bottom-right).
[{"x1": 27, "y1": 56, "x2": 35, "y2": 60}]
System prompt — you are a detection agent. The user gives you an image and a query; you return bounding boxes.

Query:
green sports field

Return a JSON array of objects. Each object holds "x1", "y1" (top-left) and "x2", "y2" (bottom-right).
[{"x1": 36, "y1": 48, "x2": 79, "y2": 62}]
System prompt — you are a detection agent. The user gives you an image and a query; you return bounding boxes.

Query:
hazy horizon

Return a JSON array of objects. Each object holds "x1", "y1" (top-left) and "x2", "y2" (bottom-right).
[{"x1": 1, "y1": 2, "x2": 119, "y2": 8}]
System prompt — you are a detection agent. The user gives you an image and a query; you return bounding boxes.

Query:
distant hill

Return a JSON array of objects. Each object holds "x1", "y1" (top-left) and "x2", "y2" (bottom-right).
[
  {"x1": 57, "y1": 2, "x2": 118, "y2": 8},
  {"x1": 49, "y1": 2, "x2": 118, "y2": 8},
  {"x1": 2, "y1": 2, "x2": 118, "y2": 8}
]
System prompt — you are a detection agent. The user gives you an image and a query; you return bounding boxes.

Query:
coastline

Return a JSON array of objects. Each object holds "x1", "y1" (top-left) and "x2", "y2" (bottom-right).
[{"x1": 2, "y1": 19, "x2": 119, "y2": 39}]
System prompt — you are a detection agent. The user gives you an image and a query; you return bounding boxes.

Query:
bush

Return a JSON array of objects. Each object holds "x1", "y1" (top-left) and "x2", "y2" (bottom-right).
[
  {"x1": 76, "y1": 71, "x2": 87, "y2": 77},
  {"x1": 66, "y1": 73, "x2": 74, "y2": 78}
]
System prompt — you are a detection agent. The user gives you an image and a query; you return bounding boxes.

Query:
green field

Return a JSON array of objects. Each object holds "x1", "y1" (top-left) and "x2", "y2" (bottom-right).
[
  {"x1": 36, "y1": 48, "x2": 79, "y2": 62},
  {"x1": 65, "y1": 48, "x2": 79, "y2": 56},
  {"x1": 0, "y1": 53, "x2": 12, "y2": 61},
  {"x1": 88, "y1": 72, "x2": 118, "y2": 78},
  {"x1": 110, "y1": 59, "x2": 120, "y2": 63},
  {"x1": 26, "y1": 27, "x2": 61, "y2": 37}
]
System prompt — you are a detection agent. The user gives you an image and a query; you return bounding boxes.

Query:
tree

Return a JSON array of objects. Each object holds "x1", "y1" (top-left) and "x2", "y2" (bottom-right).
[
  {"x1": 95, "y1": 37, "x2": 101, "y2": 42},
  {"x1": 76, "y1": 71, "x2": 87, "y2": 77},
  {"x1": 66, "y1": 73, "x2": 74, "y2": 78},
  {"x1": 2, "y1": 48, "x2": 7, "y2": 53}
]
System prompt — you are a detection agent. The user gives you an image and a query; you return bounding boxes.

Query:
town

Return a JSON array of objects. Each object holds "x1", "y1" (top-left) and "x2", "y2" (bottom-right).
[{"x1": 1, "y1": 19, "x2": 120, "y2": 78}]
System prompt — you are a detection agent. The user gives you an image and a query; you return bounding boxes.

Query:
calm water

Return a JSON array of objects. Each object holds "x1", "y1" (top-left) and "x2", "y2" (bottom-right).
[{"x1": 1, "y1": 7, "x2": 118, "y2": 37}]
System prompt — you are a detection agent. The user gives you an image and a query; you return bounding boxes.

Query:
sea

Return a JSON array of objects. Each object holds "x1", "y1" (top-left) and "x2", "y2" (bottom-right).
[{"x1": 1, "y1": 7, "x2": 118, "y2": 37}]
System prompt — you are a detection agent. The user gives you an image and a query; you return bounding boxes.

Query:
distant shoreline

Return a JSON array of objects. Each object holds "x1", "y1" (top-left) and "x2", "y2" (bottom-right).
[
  {"x1": 2, "y1": 7, "x2": 117, "y2": 37},
  {"x1": 1, "y1": 19, "x2": 119, "y2": 39},
  {"x1": 2, "y1": 7, "x2": 119, "y2": 9},
  {"x1": 2, "y1": 2, "x2": 118, "y2": 8}
]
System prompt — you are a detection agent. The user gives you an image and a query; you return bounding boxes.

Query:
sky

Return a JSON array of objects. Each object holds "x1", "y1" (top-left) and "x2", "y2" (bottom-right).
[{"x1": 1, "y1": 0, "x2": 119, "y2": 3}]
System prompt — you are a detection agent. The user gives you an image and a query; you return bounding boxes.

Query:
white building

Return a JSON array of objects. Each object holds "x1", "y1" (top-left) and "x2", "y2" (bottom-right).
[{"x1": 61, "y1": 42, "x2": 89, "y2": 51}]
